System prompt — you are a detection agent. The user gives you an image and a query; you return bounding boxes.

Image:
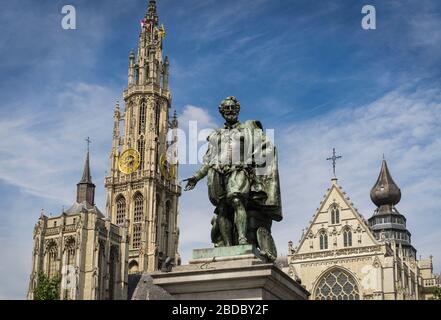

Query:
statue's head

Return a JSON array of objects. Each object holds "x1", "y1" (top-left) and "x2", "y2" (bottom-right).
[{"x1": 219, "y1": 96, "x2": 240, "y2": 123}]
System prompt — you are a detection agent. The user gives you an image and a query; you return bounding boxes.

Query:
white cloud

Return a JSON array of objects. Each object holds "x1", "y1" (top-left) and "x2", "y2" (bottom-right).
[
  {"x1": 0, "y1": 82, "x2": 118, "y2": 204},
  {"x1": 178, "y1": 105, "x2": 218, "y2": 131}
]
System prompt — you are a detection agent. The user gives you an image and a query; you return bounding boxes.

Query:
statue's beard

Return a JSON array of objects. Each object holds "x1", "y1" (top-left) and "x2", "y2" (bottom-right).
[{"x1": 223, "y1": 112, "x2": 239, "y2": 123}]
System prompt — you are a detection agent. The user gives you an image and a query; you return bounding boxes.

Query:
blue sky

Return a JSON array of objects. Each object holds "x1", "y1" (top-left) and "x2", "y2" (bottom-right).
[{"x1": 1, "y1": 0, "x2": 441, "y2": 299}]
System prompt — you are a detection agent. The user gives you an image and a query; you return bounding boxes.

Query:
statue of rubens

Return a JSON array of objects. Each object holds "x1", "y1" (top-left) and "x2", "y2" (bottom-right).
[{"x1": 184, "y1": 96, "x2": 282, "y2": 262}]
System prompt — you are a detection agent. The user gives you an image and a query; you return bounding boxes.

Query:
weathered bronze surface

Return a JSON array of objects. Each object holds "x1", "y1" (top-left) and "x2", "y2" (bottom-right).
[{"x1": 184, "y1": 96, "x2": 282, "y2": 261}]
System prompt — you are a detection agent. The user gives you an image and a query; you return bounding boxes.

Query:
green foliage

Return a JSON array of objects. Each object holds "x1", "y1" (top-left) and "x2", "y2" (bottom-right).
[
  {"x1": 429, "y1": 286, "x2": 441, "y2": 300},
  {"x1": 33, "y1": 272, "x2": 61, "y2": 300}
]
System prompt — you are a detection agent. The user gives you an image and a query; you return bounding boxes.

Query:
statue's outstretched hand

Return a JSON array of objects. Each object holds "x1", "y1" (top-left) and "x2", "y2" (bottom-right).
[{"x1": 183, "y1": 177, "x2": 198, "y2": 191}]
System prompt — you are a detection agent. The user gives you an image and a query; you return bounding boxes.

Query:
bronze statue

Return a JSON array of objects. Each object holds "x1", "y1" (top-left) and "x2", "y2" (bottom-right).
[{"x1": 184, "y1": 96, "x2": 282, "y2": 261}]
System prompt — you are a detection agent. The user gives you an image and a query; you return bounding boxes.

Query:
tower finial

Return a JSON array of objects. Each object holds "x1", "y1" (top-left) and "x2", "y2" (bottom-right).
[
  {"x1": 326, "y1": 148, "x2": 342, "y2": 179},
  {"x1": 85, "y1": 136, "x2": 91, "y2": 154}
]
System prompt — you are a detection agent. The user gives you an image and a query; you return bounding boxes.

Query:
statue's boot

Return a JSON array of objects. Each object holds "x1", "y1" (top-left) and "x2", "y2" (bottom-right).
[{"x1": 218, "y1": 214, "x2": 233, "y2": 246}]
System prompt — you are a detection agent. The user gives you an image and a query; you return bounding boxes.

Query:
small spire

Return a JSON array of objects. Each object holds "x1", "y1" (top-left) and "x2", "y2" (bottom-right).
[
  {"x1": 370, "y1": 159, "x2": 401, "y2": 208},
  {"x1": 145, "y1": 0, "x2": 158, "y2": 26},
  {"x1": 148, "y1": 0, "x2": 157, "y2": 14},
  {"x1": 77, "y1": 139, "x2": 96, "y2": 205},
  {"x1": 80, "y1": 138, "x2": 92, "y2": 183}
]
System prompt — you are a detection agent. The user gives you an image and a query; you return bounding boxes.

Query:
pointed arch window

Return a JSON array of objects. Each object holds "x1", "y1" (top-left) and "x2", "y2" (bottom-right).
[
  {"x1": 46, "y1": 241, "x2": 58, "y2": 279},
  {"x1": 132, "y1": 225, "x2": 142, "y2": 249},
  {"x1": 128, "y1": 260, "x2": 139, "y2": 274},
  {"x1": 133, "y1": 193, "x2": 144, "y2": 223},
  {"x1": 64, "y1": 238, "x2": 76, "y2": 299},
  {"x1": 139, "y1": 101, "x2": 146, "y2": 134},
  {"x1": 319, "y1": 231, "x2": 328, "y2": 250},
  {"x1": 314, "y1": 268, "x2": 360, "y2": 300},
  {"x1": 343, "y1": 228, "x2": 352, "y2": 247},
  {"x1": 132, "y1": 193, "x2": 144, "y2": 249},
  {"x1": 137, "y1": 137, "x2": 145, "y2": 170},
  {"x1": 116, "y1": 196, "x2": 126, "y2": 226},
  {"x1": 331, "y1": 205, "x2": 340, "y2": 224},
  {"x1": 66, "y1": 239, "x2": 76, "y2": 267}
]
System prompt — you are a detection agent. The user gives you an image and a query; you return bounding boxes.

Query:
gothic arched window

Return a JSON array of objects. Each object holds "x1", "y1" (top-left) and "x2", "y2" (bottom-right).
[
  {"x1": 133, "y1": 193, "x2": 144, "y2": 223},
  {"x1": 139, "y1": 100, "x2": 146, "y2": 134},
  {"x1": 314, "y1": 268, "x2": 360, "y2": 300},
  {"x1": 137, "y1": 137, "x2": 145, "y2": 170},
  {"x1": 116, "y1": 196, "x2": 126, "y2": 226},
  {"x1": 128, "y1": 260, "x2": 139, "y2": 274},
  {"x1": 46, "y1": 240, "x2": 58, "y2": 279},
  {"x1": 331, "y1": 205, "x2": 340, "y2": 224},
  {"x1": 132, "y1": 193, "x2": 143, "y2": 249},
  {"x1": 319, "y1": 231, "x2": 328, "y2": 250},
  {"x1": 343, "y1": 228, "x2": 352, "y2": 247},
  {"x1": 132, "y1": 225, "x2": 142, "y2": 248},
  {"x1": 64, "y1": 238, "x2": 76, "y2": 299},
  {"x1": 66, "y1": 240, "x2": 76, "y2": 267}
]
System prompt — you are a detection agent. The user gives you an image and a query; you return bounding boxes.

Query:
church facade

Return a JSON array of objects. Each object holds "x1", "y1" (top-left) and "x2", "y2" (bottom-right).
[
  {"x1": 286, "y1": 159, "x2": 439, "y2": 300},
  {"x1": 27, "y1": 150, "x2": 129, "y2": 300}
]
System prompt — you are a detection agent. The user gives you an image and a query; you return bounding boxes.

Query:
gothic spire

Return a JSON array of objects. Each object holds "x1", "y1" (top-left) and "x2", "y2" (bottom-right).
[
  {"x1": 77, "y1": 139, "x2": 95, "y2": 205},
  {"x1": 370, "y1": 159, "x2": 401, "y2": 209},
  {"x1": 148, "y1": 0, "x2": 157, "y2": 14},
  {"x1": 80, "y1": 148, "x2": 92, "y2": 183},
  {"x1": 144, "y1": 0, "x2": 158, "y2": 27}
]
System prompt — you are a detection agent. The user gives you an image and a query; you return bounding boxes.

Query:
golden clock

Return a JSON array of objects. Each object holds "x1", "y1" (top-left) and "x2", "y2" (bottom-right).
[
  {"x1": 159, "y1": 153, "x2": 176, "y2": 181},
  {"x1": 118, "y1": 149, "x2": 141, "y2": 174}
]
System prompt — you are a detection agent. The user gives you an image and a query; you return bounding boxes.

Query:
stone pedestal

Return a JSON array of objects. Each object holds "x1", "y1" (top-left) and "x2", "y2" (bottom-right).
[{"x1": 149, "y1": 245, "x2": 310, "y2": 300}]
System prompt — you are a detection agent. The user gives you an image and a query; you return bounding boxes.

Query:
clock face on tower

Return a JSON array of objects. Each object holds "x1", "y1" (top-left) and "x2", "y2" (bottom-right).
[{"x1": 118, "y1": 149, "x2": 141, "y2": 174}]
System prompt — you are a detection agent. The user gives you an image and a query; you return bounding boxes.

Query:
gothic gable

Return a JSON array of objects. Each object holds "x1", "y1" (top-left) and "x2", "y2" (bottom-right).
[{"x1": 295, "y1": 180, "x2": 377, "y2": 254}]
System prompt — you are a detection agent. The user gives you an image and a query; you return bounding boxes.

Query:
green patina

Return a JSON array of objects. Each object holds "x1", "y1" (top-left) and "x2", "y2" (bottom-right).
[{"x1": 184, "y1": 96, "x2": 283, "y2": 262}]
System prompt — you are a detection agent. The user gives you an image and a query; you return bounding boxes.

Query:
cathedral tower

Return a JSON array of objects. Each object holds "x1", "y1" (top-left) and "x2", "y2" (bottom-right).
[
  {"x1": 368, "y1": 159, "x2": 417, "y2": 258},
  {"x1": 105, "y1": 0, "x2": 181, "y2": 274}
]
